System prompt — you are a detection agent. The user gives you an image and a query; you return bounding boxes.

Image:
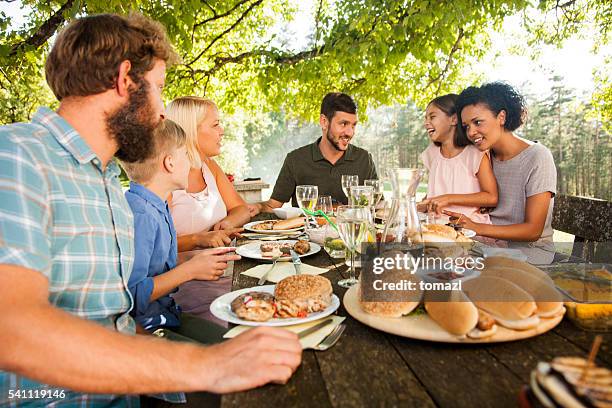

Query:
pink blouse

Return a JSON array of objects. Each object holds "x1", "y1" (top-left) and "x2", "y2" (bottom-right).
[
  {"x1": 170, "y1": 161, "x2": 228, "y2": 235},
  {"x1": 421, "y1": 144, "x2": 491, "y2": 224}
]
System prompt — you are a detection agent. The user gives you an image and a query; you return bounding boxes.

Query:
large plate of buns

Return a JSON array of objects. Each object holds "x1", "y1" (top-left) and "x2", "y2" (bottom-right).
[
  {"x1": 210, "y1": 275, "x2": 340, "y2": 326},
  {"x1": 344, "y1": 257, "x2": 566, "y2": 343}
]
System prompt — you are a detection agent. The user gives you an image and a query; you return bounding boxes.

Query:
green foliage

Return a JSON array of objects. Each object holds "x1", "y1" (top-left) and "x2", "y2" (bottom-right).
[{"x1": 1, "y1": 0, "x2": 534, "y2": 123}]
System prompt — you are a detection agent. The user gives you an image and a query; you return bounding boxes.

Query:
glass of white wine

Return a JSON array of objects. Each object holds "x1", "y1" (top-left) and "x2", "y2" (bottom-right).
[
  {"x1": 341, "y1": 174, "x2": 359, "y2": 203},
  {"x1": 296, "y1": 185, "x2": 318, "y2": 230},
  {"x1": 364, "y1": 179, "x2": 383, "y2": 221},
  {"x1": 336, "y1": 205, "x2": 370, "y2": 288}
]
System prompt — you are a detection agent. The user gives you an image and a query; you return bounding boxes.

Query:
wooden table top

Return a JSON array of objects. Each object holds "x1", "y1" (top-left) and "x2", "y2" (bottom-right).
[{"x1": 221, "y1": 220, "x2": 611, "y2": 408}]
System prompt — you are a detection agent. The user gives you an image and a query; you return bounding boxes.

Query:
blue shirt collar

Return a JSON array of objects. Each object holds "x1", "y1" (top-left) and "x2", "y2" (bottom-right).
[{"x1": 128, "y1": 182, "x2": 168, "y2": 214}]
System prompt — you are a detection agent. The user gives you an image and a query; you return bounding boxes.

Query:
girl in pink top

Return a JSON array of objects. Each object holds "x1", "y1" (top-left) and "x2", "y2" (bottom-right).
[{"x1": 419, "y1": 94, "x2": 497, "y2": 224}]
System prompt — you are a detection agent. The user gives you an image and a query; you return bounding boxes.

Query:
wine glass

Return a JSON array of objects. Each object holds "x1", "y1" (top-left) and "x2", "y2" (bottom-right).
[
  {"x1": 336, "y1": 205, "x2": 370, "y2": 288},
  {"x1": 316, "y1": 195, "x2": 333, "y2": 216},
  {"x1": 365, "y1": 179, "x2": 383, "y2": 207},
  {"x1": 341, "y1": 175, "x2": 359, "y2": 203},
  {"x1": 296, "y1": 185, "x2": 318, "y2": 230}
]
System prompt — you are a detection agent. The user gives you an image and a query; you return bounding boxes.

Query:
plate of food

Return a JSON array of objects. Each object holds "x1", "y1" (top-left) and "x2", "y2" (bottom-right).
[
  {"x1": 210, "y1": 275, "x2": 340, "y2": 326},
  {"x1": 346, "y1": 258, "x2": 565, "y2": 343},
  {"x1": 244, "y1": 217, "x2": 305, "y2": 234},
  {"x1": 236, "y1": 239, "x2": 321, "y2": 261}
]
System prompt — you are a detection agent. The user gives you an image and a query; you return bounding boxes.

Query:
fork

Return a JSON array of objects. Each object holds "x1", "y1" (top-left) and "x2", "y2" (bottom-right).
[
  {"x1": 313, "y1": 324, "x2": 346, "y2": 351},
  {"x1": 258, "y1": 255, "x2": 280, "y2": 285}
]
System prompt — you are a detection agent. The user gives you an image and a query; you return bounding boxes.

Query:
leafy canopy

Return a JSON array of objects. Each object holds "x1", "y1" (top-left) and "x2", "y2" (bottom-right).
[{"x1": 0, "y1": 0, "x2": 609, "y2": 124}]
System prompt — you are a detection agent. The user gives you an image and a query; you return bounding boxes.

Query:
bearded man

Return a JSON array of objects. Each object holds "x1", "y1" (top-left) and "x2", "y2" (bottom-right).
[
  {"x1": 0, "y1": 13, "x2": 300, "y2": 407},
  {"x1": 248, "y1": 92, "x2": 378, "y2": 215}
]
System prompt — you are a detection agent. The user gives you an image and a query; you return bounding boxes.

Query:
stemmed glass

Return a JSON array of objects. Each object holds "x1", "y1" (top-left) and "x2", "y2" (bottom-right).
[
  {"x1": 316, "y1": 195, "x2": 333, "y2": 216},
  {"x1": 364, "y1": 179, "x2": 384, "y2": 218},
  {"x1": 336, "y1": 205, "x2": 370, "y2": 288},
  {"x1": 341, "y1": 175, "x2": 359, "y2": 203},
  {"x1": 296, "y1": 185, "x2": 318, "y2": 230}
]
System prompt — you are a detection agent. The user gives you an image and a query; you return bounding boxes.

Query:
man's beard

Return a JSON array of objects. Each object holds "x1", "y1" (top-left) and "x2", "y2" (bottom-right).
[
  {"x1": 326, "y1": 127, "x2": 348, "y2": 152},
  {"x1": 107, "y1": 79, "x2": 161, "y2": 163}
]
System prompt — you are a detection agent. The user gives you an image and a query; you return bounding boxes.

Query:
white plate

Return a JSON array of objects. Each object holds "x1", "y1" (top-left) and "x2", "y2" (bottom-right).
[
  {"x1": 236, "y1": 239, "x2": 321, "y2": 261},
  {"x1": 343, "y1": 284, "x2": 564, "y2": 343},
  {"x1": 210, "y1": 285, "x2": 340, "y2": 326},
  {"x1": 461, "y1": 228, "x2": 476, "y2": 238},
  {"x1": 244, "y1": 220, "x2": 304, "y2": 234}
]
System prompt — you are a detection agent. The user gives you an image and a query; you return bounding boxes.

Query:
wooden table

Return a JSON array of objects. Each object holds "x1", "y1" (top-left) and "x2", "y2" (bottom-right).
[{"x1": 222, "y1": 224, "x2": 611, "y2": 407}]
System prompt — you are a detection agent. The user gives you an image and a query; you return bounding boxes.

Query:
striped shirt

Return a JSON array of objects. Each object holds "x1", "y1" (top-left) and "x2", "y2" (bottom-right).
[{"x1": 0, "y1": 107, "x2": 138, "y2": 407}]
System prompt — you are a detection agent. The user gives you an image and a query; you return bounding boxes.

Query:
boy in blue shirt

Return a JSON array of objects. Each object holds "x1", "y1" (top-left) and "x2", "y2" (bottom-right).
[{"x1": 121, "y1": 119, "x2": 240, "y2": 343}]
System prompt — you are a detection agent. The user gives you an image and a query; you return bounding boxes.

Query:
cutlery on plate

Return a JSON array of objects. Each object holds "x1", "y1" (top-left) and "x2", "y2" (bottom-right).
[
  {"x1": 258, "y1": 255, "x2": 280, "y2": 285},
  {"x1": 289, "y1": 249, "x2": 302, "y2": 275},
  {"x1": 296, "y1": 318, "x2": 333, "y2": 339},
  {"x1": 314, "y1": 324, "x2": 346, "y2": 351}
]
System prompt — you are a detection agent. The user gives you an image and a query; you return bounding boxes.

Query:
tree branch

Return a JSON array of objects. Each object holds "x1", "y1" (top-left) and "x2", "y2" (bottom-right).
[
  {"x1": 194, "y1": 0, "x2": 252, "y2": 28},
  {"x1": 186, "y1": 0, "x2": 263, "y2": 66},
  {"x1": 426, "y1": 28, "x2": 465, "y2": 92},
  {"x1": 9, "y1": 0, "x2": 77, "y2": 56}
]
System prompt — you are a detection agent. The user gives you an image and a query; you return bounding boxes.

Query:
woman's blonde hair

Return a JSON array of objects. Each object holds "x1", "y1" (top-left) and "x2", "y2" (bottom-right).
[{"x1": 165, "y1": 96, "x2": 217, "y2": 169}]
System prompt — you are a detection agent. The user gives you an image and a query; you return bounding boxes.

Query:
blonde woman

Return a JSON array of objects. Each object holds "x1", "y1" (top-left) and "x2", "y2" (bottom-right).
[
  {"x1": 166, "y1": 96, "x2": 250, "y2": 250},
  {"x1": 166, "y1": 96, "x2": 250, "y2": 323}
]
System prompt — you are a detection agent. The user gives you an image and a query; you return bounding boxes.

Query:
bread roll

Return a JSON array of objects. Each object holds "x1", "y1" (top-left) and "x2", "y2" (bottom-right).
[
  {"x1": 462, "y1": 276, "x2": 537, "y2": 321},
  {"x1": 274, "y1": 275, "x2": 333, "y2": 317},
  {"x1": 481, "y1": 266, "x2": 563, "y2": 317},
  {"x1": 358, "y1": 282, "x2": 421, "y2": 318},
  {"x1": 273, "y1": 217, "x2": 305, "y2": 230},
  {"x1": 483, "y1": 257, "x2": 555, "y2": 286},
  {"x1": 424, "y1": 291, "x2": 479, "y2": 335}
]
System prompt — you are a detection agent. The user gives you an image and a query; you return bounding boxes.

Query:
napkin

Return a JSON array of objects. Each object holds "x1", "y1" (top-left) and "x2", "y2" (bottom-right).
[
  {"x1": 240, "y1": 262, "x2": 329, "y2": 283},
  {"x1": 223, "y1": 315, "x2": 346, "y2": 349}
]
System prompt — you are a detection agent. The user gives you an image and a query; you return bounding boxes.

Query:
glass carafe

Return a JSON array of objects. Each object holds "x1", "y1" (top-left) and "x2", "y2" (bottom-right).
[{"x1": 382, "y1": 169, "x2": 424, "y2": 253}]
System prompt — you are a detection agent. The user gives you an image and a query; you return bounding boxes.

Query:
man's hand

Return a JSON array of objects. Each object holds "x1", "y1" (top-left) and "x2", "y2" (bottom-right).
[
  {"x1": 247, "y1": 203, "x2": 261, "y2": 217},
  {"x1": 185, "y1": 248, "x2": 241, "y2": 281},
  {"x1": 202, "y1": 327, "x2": 302, "y2": 393}
]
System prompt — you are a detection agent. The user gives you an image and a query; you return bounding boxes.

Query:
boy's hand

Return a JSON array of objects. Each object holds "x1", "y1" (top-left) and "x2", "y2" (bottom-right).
[
  {"x1": 196, "y1": 230, "x2": 233, "y2": 247},
  {"x1": 186, "y1": 247, "x2": 241, "y2": 281},
  {"x1": 201, "y1": 326, "x2": 302, "y2": 393}
]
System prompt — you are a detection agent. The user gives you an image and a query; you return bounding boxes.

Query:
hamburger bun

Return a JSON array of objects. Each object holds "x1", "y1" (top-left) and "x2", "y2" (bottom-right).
[
  {"x1": 424, "y1": 290, "x2": 479, "y2": 335},
  {"x1": 359, "y1": 298, "x2": 420, "y2": 318},
  {"x1": 481, "y1": 266, "x2": 563, "y2": 317},
  {"x1": 359, "y1": 256, "x2": 423, "y2": 317},
  {"x1": 274, "y1": 275, "x2": 333, "y2": 316},
  {"x1": 273, "y1": 217, "x2": 305, "y2": 230},
  {"x1": 462, "y1": 276, "x2": 537, "y2": 321}
]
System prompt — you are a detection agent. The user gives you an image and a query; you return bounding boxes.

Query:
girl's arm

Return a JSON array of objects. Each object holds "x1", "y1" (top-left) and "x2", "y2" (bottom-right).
[
  {"x1": 444, "y1": 191, "x2": 552, "y2": 241},
  {"x1": 423, "y1": 154, "x2": 498, "y2": 213},
  {"x1": 208, "y1": 159, "x2": 251, "y2": 230}
]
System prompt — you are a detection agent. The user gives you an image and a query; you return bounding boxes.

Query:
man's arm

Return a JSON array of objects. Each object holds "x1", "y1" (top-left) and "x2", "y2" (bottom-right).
[
  {"x1": 0, "y1": 264, "x2": 302, "y2": 394},
  {"x1": 247, "y1": 198, "x2": 283, "y2": 216}
]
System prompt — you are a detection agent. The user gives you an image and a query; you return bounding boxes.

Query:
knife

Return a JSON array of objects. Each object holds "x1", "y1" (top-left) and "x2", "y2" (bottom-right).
[
  {"x1": 289, "y1": 249, "x2": 302, "y2": 275},
  {"x1": 297, "y1": 318, "x2": 333, "y2": 339},
  {"x1": 222, "y1": 238, "x2": 237, "y2": 278}
]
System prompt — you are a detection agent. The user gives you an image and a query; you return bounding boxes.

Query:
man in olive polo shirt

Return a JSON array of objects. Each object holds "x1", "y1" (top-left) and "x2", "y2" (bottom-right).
[{"x1": 249, "y1": 92, "x2": 377, "y2": 215}]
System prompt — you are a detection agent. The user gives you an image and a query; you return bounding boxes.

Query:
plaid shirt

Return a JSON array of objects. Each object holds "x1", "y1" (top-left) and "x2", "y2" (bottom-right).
[{"x1": 0, "y1": 107, "x2": 139, "y2": 407}]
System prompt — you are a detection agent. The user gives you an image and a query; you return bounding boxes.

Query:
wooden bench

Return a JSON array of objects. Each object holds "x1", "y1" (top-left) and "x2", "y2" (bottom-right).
[{"x1": 552, "y1": 194, "x2": 612, "y2": 262}]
